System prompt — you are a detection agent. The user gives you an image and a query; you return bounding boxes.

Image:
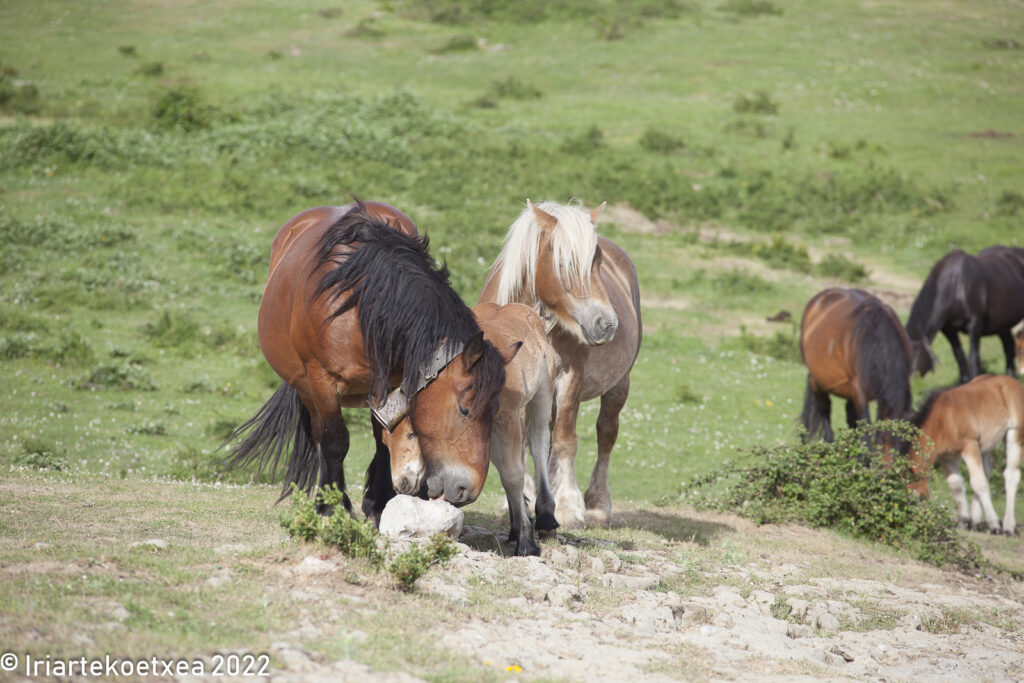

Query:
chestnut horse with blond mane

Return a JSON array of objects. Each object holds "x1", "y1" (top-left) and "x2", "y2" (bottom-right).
[{"x1": 479, "y1": 200, "x2": 642, "y2": 528}]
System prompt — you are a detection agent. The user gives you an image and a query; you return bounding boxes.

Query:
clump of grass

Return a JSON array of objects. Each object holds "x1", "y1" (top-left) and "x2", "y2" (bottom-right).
[
  {"x1": 732, "y1": 91, "x2": 778, "y2": 115},
  {"x1": 727, "y1": 235, "x2": 812, "y2": 273},
  {"x1": 125, "y1": 421, "x2": 167, "y2": 436},
  {"x1": 815, "y1": 253, "x2": 869, "y2": 283},
  {"x1": 152, "y1": 86, "x2": 216, "y2": 131},
  {"x1": 143, "y1": 310, "x2": 199, "y2": 349},
  {"x1": 433, "y1": 35, "x2": 478, "y2": 53},
  {"x1": 639, "y1": 128, "x2": 685, "y2": 154},
  {"x1": 489, "y1": 76, "x2": 541, "y2": 101},
  {"x1": 72, "y1": 361, "x2": 156, "y2": 391},
  {"x1": 996, "y1": 190, "x2": 1024, "y2": 216},
  {"x1": 983, "y1": 38, "x2": 1022, "y2": 50},
  {"x1": 561, "y1": 125, "x2": 605, "y2": 155},
  {"x1": 738, "y1": 324, "x2": 801, "y2": 363},
  {"x1": 687, "y1": 422, "x2": 986, "y2": 570},
  {"x1": 15, "y1": 438, "x2": 68, "y2": 471},
  {"x1": 117, "y1": 45, "x2": 137, "y2": 57},
  {"x1": 710, "y1": 269, "x2": 773, "y2": 296},
  {"x1": 721, "y1": 0, "x2": 782, "y2": 17},
  {"x1": 675, "y1": 383, "x2": 701, "y2": 404},
  {"x1": 347, "y1": 17, "x2": 386, "y2": 38},
  {"x1": 318, "y1": 7, "x2": 343, "y2": 19},
  {"x1": 136, "y1": 61, "x2": 165, "y2": 77},
  {"x1": 0, "y1": 63, "x2": 41, "y2": 115},
  {"x1": 280, "y1": 485, "x2": 458, "y2": 590}
]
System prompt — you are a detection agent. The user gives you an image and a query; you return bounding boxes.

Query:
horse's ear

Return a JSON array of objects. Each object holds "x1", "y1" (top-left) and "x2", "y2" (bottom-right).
[
  {"x1": 462, "y1": 331, "x2": 486, "y2": 372},
  {"x1": 589, "y1": 201, "x2": 607, "y2": 224},
  {"x1": 499, "y1": 341, "x2": 522, "y2": 366},
  {"x1": 527, "y1": 200, "x2": 558, "y2": 233}
]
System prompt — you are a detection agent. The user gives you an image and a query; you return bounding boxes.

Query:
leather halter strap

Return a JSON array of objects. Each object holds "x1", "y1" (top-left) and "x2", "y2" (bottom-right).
[{"x1": 370, "y1": 341, "x2": 465, "y2": 430}]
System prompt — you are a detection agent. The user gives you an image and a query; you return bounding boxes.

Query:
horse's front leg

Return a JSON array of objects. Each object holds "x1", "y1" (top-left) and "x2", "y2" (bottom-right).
[
  {"x1": 585, "y1": 375, "x2": 630, "y2": 528},
  {"x1": 942, "y1": 328, "x2": 970, "y2": 383},
  {"x1": 361, "y1": 418, "x2": 397, "y2": 527},
  {"x1": 1003, "y1": 428, "x2": 1022, "y2": 535},
  {"x1": 548, "y1": 370, "x2": 586, "y2": 529}
]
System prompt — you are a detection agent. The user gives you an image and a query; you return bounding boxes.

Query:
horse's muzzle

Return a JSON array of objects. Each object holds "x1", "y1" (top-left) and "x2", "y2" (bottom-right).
[{"x1": 426, "y1": 469, "x2": 480, "y2": 507}]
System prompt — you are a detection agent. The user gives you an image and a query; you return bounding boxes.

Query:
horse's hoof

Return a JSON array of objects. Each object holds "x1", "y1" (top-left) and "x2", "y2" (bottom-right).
[
  {"x1": 537, "y1": 527, "x2": 558, "y2": 540},
  {"x1": 515, "y1": 538, "x2": 541, "y2": 557},
  {"x1": 535, "y1": 511, "x2": 559, "y2": 533}
]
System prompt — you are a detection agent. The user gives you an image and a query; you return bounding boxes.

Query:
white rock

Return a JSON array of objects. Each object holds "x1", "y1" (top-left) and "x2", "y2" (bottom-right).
[
  {"x1": 378, "y1": 495, "x2": 463, "y2": 540},
  {"x1": 129, "y1": 538, "x2": 167, "y2": 551}
]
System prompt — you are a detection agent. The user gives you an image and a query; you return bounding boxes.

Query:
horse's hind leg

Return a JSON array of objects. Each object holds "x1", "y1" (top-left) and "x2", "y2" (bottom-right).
[
  {"x1": 998, "y1": 331, "x2": 1017, "y2": 377},
  {"x1": 1003, "y1": 428, "x2": 1022, "y2": 535},
  {"x1": 941, "y1": 458, "x2": 971, "y2": 529},
  {"x1": 585, "y1": 375, "x2": 630, "y2": 528},
  {"x1": 361, "y1": 418, "x2": 397, "y2": 527},
  {"x1": 961, "y1": 440, "x2": 1002, "y2": 532},
  {"x1": 943, "y1": 328, "x2": 970, "y2": 383},
  {"x1": 526, "y1": 387, "x2": 558, "y2": 535},
  {"x1": 492, "y1": 412, "x2": 540, "y2": 556}
]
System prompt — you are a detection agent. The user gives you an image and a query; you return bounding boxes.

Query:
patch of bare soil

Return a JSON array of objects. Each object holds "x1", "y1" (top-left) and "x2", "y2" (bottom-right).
[{"x1": 264, "y1": 505, "x2": 1024, "y2": 682}]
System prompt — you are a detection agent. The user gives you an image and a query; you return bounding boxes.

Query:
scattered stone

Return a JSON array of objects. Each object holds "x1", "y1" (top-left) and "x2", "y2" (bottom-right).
[
  {"x1": 379, "y1": 495, "x2": 463, "y2": 541},
  {"x1": 294, "y1": 556, "x2": 334, "y2": 575},
  {"x1": 33, "y1": 542, "x2": 52, "y2": 550},
  {"x1": 545, "y1": 584, "x2": 582, "y2": 609},
  {"x1": 787, "y1": 623, "x2": 814, "y2": 639},
  {"x1": 680, "y1": 603, "x2": 712, "y2": 626},
  {"x1": 829, "y1": 645, "x2": 855, "y2": 662},
  {"x1": 813, "y1": 611, "x2": 841, "y2": 633},
  {"x1": 213, "y1": 543, "x2": 249, "y2": 555},
  {"x1": 588, "y1": 556, "x2": 606, "y2": 575},
  {"x1": 786, "y1": 597, "x2": 810, "y2": 619},
  {"x1": 129, "y1": 538, "x2": 167, "y2": 551},
  {"x1": 544, "y1": 548, "x2": 570, "y2": 568},
  {"x1": 600, "y1": 573, "x2": 660, "y2": 590},
  {"x1": 598, "y1": 549, "x2": 622, "y2": 572},
  {"x1": 108, "y1": 603, "x2": 131, "y2": 621},
  {"x1": 206, "y1": 572, "x2": 232, "y2": 588}
]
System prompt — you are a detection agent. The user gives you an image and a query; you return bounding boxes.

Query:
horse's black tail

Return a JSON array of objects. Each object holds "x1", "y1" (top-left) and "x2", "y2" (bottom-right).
[
  {"x1": 800, "y1": 379, "x2": 829, "y2": 442},
  {"x1": 854, "y1": 307, "x2": 913, "y2": 422},
  {"x1": 222, "y1": 382, "x2": 320, "y2": 500}
]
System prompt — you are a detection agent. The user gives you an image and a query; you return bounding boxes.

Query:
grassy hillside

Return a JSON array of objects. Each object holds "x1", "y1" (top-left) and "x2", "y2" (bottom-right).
[{"x1": 1, "y1": 0, "x2": 1023, "y2": 525}]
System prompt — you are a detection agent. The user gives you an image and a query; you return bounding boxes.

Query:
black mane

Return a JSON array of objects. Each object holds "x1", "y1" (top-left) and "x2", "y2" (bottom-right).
[
  {"x1": 312, "y1": 202, "x2": 504, "y2": 412},
  {"x1": 909, "y1": 386, "x2": 953, "y2": 428}
]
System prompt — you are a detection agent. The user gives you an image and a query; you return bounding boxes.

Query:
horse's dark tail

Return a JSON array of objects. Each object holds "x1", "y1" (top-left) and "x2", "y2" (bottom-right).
[
  {"x1": 800, "y1": 379, "x2": 829, "y2": 442},
  {"x1": 223, "y1": 382, "x2": 319, "y2": 500},
  {"x1": 854, "y1": 306, "x2": 913, "y2": 422}
]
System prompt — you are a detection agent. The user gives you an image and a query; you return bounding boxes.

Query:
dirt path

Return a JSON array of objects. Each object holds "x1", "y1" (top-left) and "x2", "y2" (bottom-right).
[{"x1": 269, "y1": 506, "x2": 1024, "y2": 682}]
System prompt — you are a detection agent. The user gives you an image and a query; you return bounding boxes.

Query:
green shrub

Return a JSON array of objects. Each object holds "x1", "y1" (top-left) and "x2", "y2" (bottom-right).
[
  {"x1": 732, "y1": 91, "x2": 778, "y2": 115},
  {"x1": 280, "y1": 486, "x2": 458, "y2": 589},
  {"x1": 996, "y1": 190, "x2": 1024, "y2": 216},
  {"x1": 639, "y1": 128, "x2": 685, "y2": 154},
  {"x1": 561, "y1": 125, "x2": 605, "y2": 155},
  {"x1": 72, "y1": 362, "x2": 156, "y2": 391},
  {"x1": 0, "y1": 63, "x2": 41, "y2": 115},
  {"x1": 433, "y1": 35, "x2": 478, "y2": 53},
  {"x1": 815, "y1": 253, "x2": 869, "y2": 283},
  {"x1": 136, "y1": 61, "x2": 165, "y2": 77},
  {"x1": 152, "y1": 86, "x2": 216, "y2": 131},
  {"x1": 142, "y1": 310, "x2": 200, "y2": 349},
  {"x1": 721, "y1": 0, "x2": 782, "y2": 17},
  {"x1": 489, "y1": 76, "x2": 541, "y2": 101},
  {"x1": 687, "y1": 422, "x2": 985, "y2": 570},
  {"x1": 15, "y1": 438, "x2": 68, "y2": 471},
  {"x1": 738, "y1": 325, "x2": 801, "y2": 363}
]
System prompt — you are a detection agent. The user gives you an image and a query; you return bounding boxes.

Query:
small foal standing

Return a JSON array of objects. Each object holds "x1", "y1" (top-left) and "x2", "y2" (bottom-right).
[
  {"x1": 909, "y1": 374, "x2": 1024, "y2": 534},
  {"x1": 479, "y1": 200, "x2": 642, "y2": 527}
]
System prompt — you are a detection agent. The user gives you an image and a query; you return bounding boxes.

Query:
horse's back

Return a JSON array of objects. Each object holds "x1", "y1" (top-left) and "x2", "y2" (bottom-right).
[
  {"x1": 800, "y1": 288, "x2": 867, "y2": 396},
  {"x1": 923, "y1": 375, "x2": 1024, "y2": 455},
  {"x1": 473, "y1": 302, "x2": 552, "y2": 410},
  {"x1": 977, "y1": 246, "x2": 1024, "y2": 331}
]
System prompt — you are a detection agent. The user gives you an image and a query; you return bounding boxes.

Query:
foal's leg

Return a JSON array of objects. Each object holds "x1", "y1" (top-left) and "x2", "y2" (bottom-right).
[
  {"x1": 585, "y1": 375, "x2": 630, "y2": 528},
  {"x1": 492, "y1": 411, "x2": 539, "y2": 556},
  {"x1": 548, "y1": 371, "x2": 586, "y2": 528},
  {"x1": 1003, "y1": 428, "x2": 1022, "y2": 534},
  {"x1": 942, "y1": 328, "x2": 970, "y2": 384},
  {"x1": 941, "y1": 458, "x2": 971, "y2": 529},
  {"x1": 998, "y1": 331, "x2": 1017, "y2": 377},
  {"x1": 526, "y1": 388, "x2": 558, "y2": 534},
  {"x1": 961, "y1": 440, "x2": 1002, "y2": 532},
  {"x1": 362, "y1": 418, "x2": 397, "y2": 527}
]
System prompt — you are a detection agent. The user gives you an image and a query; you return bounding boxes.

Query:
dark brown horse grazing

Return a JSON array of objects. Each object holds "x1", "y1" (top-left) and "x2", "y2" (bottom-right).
[
  {"x1": 800, "y1": 288, "x2": 913, "y2": 442},
  {"x1": 479, "y1": 200, "x2": 642, "y2": 528},
  {"x1": 906, "y1": 246, "x2": 1024, "y2": 382},
  {"x1": 227, "y1": 201, "x2": 515, "y2": 524},
  {"x1": 909, "y1": 375, "x2": 1023, "y2": 534}
]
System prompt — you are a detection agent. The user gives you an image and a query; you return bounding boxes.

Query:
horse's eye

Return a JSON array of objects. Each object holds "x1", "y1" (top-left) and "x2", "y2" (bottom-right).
[
  {"x1": 406, "y1": 431, "x2": 417, "y2": 441},
  {"x1": 457, "y1": 405, "x2": 469, "y2": 418}
]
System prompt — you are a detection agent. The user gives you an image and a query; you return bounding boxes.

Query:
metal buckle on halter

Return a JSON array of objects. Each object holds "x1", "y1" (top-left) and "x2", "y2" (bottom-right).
[{"x1": 370, "y1": 341, "x2": 465, "y2": 431}]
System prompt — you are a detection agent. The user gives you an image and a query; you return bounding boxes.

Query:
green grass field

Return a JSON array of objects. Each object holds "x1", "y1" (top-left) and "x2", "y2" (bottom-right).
[{"x1": 1, "y1": 0, "x2": 1022, "y2": 568}]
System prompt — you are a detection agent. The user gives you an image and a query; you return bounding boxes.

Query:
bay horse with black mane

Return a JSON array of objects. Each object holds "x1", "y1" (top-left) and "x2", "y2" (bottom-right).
[
  {"x1": 800, "y1": 288, "x2": 913, "y2": 442},
  {"x1": 906, "y1": 245, "x2": 1024, "y2": 383},
  {"x1": 909, "y1": 375, "x2": 1023, "y2": 534},
  {"x1": 227, "y1": 201, "x2": 516, "y2": 524},
  {"x1": 479, "y1": 199, "x2": 642, "y2": 528}
]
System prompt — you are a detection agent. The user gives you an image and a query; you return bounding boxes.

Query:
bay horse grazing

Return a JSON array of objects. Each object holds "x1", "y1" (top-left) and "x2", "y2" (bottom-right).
[
  {"x1": 227, "y1": 201, "x2": 516, "y2": 525},
  {"x1": 909, "y1": 375, "x2": 1023, "y2": 534},
  {"x1": 906, "y1": 246, "x2": 1024, "y2": 382},
  {"x1": 479, "y1": 200, "x2": 642, "y2": 528},
  {"x1": 384, "y1": 302, "x2": 556, "y2": 556},
  {"x1": 799, "y1": 288, "x2": 913, "y2": 442}
]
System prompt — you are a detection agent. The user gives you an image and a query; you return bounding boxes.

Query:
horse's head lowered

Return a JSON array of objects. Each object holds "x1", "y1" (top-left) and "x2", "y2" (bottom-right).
[
  {"x1": 377, "y1": 332, "x2": 520, "y2": 505},
  {"x1": 909, "y1": 338, "x2": 938, "y2": 376},
  {"x1": 496, "y1": 200, "x2": 617, "y2": 346}
]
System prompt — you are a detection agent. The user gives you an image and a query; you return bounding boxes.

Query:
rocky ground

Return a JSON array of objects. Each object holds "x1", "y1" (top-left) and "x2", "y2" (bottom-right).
[{"x1": 262, "y1": 506, "x2": 1024, "y2": 682}]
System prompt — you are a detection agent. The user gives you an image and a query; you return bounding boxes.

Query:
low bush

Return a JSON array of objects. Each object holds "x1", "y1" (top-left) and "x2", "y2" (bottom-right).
[
  {"x1": 14, "y1": 438, "x2": 68, "y2": 471},
  {"x1": 687, "y1": 422, "x2": 985, "y2": 570},
  {"x1": 815, "y1": 253, "x2": 869, "y2": 283},
  {"x1": 280, "y1": 485, "x2": 458, "y2": 590},
  {"x1": 72, "y1": 361, "x2": 156, "y2": 391}
]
